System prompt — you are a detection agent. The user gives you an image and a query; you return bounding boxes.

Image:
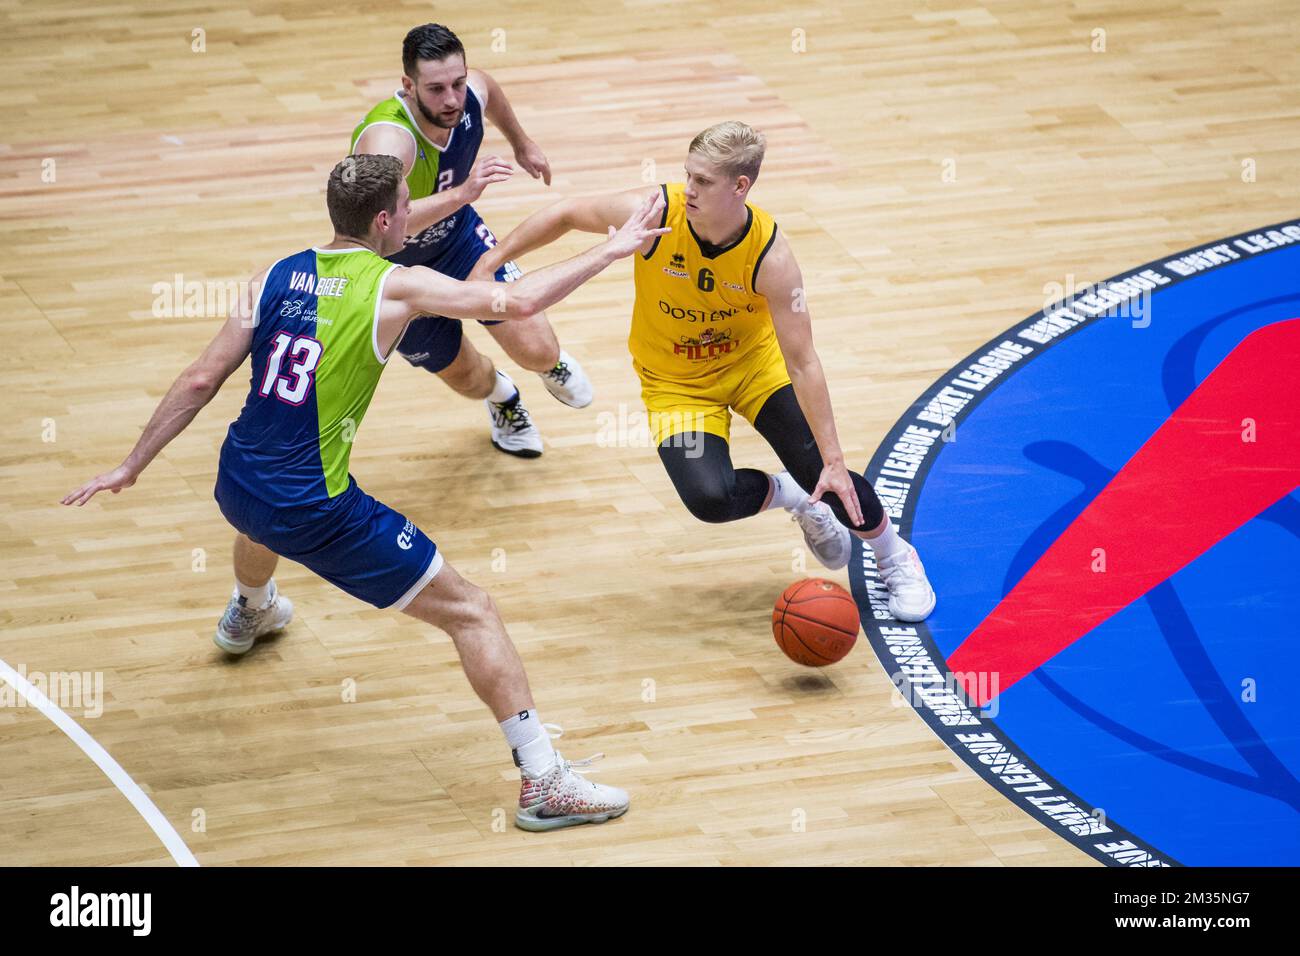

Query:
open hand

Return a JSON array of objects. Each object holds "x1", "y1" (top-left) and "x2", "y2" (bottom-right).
[
  {"x1": 61, "y1": 464, "x2": 138, "y2": 507},
  {"x1": 807, "y1": 460, "x2": 864, "y2": 528},
  {"x1": 461, "y1": 156, "x2": 514, "y2": 204},
  {"x1": 604, "y1": 191, "x2": 670, "y2": 259}
]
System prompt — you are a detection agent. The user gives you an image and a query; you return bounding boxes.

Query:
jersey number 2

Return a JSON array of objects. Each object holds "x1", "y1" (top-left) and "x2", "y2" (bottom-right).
[{"x1": 259, "y1": 332, "x2": 322, "y2": 405}]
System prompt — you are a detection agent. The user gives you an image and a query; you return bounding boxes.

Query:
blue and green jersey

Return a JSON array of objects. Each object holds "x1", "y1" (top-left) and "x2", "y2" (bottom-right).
[
  {"x1": 219, "y1": 247, "x2": 398, "y2": 507},
  {"x1": 350, "y1": 87, "x2": 486, "y2": 255}
]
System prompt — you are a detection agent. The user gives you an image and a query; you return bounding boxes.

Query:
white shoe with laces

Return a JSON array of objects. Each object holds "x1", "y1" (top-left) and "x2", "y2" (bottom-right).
[
  {"x1": 789, "y1": 497, "x2": 852, "y2": 570},
  {"x1": 538, "y1": 349, "x2": 593, "y2": 409},
  {"x1": 515, "y1": 725, "x2": 629, "y2": 832},
  {"x1": 214, "y1": 584, "x2": 293, "y2": 654},
  {"x1": 486, "y1": 386, "x2": 544, "y2": 458},
  {"x1": 877, "y1": 544, "x2": 937, "y2": 622}
]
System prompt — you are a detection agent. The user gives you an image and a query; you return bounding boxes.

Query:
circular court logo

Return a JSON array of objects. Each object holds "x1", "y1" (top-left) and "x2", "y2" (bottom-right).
[{"x1": 850, "y1": 218, "x2": 1300, "y2": 866}]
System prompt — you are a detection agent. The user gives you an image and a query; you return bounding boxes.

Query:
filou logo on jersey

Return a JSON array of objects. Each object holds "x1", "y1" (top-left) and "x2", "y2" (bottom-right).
[
  {"x1": 674, "y1": 327, "x2": 739, "y2": 360},
  {"x1": 288, "y1": 271, "x2": 349, "y2": 296}
]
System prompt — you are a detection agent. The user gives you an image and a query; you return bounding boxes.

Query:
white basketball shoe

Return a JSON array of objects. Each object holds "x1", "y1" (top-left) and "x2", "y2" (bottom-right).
[
  {"x1": 538, "y1": 349, "x2": 594, "y2": 409},
  {"x1": 486, "y1": 381, "x2": 544, "y2": 458},
  {"x1": 790, "y1": 496, "x2": 853, "y2": 570},
  {"x1": 214, "y1": 584, "x2": 294, "y2": 654},
  {"x1": 877, "y1": 544, "x2": 937, "y2": 622},
  {"x1": 515, "y1": 751, "x2": 630, "y2": 832}
]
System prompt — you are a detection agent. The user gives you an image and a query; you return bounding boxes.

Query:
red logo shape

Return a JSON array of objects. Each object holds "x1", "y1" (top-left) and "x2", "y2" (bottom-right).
[{"x1": 948, "y1": 318, "x2": 1300, "y2": 706}]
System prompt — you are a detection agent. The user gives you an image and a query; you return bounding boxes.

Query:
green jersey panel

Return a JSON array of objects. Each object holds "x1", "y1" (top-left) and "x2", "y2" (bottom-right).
[{"x1": 351, "y1": 94, "x2": 442, "y2": 200}]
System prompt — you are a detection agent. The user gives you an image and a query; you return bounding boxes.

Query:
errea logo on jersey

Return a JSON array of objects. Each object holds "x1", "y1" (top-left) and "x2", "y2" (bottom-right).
[
  {"x1": 664, "y1": 253, "x2": 688, "y2": 278},
  {"x1": 288, "y1": 272, "x2": 349, "y2": 297}
]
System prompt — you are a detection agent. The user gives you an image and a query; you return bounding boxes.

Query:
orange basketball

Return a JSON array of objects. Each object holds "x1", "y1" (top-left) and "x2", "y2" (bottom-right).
[{"x1": 772, "y1": 578, "x2": 860, "y2": 666}]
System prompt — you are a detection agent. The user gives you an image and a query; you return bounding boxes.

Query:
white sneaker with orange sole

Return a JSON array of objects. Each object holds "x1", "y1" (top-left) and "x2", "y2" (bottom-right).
[{"x1": 515, "y1": 751, "x2": 629, "y2": 832}]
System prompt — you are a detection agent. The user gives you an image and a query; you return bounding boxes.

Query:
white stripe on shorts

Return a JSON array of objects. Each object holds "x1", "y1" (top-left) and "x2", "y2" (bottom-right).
[{"x1": 390, "y1": 550, "x2": 445, "y2": 611}]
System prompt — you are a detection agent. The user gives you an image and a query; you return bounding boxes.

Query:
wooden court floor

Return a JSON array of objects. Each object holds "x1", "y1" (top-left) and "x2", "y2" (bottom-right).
[{"x1": 1, "y1": 0, "x2": 1296, "y2": 865}]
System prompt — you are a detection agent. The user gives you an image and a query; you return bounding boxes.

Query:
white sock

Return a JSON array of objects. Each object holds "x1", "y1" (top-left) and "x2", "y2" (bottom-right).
[
  {"x1": 500, "y1": 708, "x2": 555, "y2": 777},
  {"x1": 863, "y1": 516, "x2": 910, "y2": 563},
  {"x1": 486, "y1": 370, "x2": 518, "y2": 404},
  {"x1": 765, "y1": 471, "x2": 807, "y2": 511},
  {"x1": 235, "y1": 577, "x2": 273, "y2": 609}
]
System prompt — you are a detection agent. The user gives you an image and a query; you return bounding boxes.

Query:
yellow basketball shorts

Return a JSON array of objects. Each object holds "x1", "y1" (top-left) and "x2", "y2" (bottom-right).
[{"x1": 636, "y1": 352, "x2": 792, "y2": 446}]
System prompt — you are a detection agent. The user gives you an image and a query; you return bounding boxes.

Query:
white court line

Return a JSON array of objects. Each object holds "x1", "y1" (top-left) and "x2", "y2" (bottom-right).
[{"x1": 0, "y1": 658, "x2": 199, "y2": 867}]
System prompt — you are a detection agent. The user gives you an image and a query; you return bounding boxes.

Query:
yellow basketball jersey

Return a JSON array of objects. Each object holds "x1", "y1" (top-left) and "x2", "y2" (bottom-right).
[{"x1": 630, "y1": 183, "x2": 780, "y2": 384}]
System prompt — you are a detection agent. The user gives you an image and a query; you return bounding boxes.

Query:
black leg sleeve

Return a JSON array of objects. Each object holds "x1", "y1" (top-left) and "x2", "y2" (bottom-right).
[
  {"x1": 657, "y1": 432, "x2": 771, "y2": 524},
  {"x1": 751, "y1": 385, "x2": 885, "y2": 533}
]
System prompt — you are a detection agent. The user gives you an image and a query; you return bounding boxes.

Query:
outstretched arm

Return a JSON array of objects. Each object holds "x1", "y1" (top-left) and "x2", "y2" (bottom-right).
[
  {"x1": 379, "y1": 190, "x2": 669, "y2": 350},
  {"x1": 468, "y1": 186, "x2": 660, "y2": 281},
  {"x1": 759, "y1": 232, "x2": 865, "y2": 526},
  {"x1": 61, "y1": 271, "x2": 265, "y2": 506}
]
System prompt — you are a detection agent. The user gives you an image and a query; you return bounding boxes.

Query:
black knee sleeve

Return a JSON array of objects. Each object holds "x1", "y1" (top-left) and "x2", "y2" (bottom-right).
[
  {"x1": 752, "y1": 385, "x2": 887, "y2": 532},
  {"x1": 658, "y1": 433, "x2": 770, "y2": 524}
]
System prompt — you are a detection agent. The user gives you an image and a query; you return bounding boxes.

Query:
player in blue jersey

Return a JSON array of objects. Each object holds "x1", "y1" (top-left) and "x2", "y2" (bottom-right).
[
  {"x1": 62, "y1": 154, "x2": 670, "y2": 831},
  {"x1": 352, "y1": 23, "x2": 589, "y2": 457}
]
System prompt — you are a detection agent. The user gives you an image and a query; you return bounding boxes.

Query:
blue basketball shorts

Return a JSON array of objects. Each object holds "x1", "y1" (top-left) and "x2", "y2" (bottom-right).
[
  {"x1": 214, "y1": 471, "x2": 442, "y2": 611},
  {"x1": 388, "y1": 205, "x2": 524, "y2": 374}
]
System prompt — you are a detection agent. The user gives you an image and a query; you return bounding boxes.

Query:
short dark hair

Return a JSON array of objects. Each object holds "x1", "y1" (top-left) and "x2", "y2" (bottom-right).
[
  {"x1": 402, "y1": 23, "x2": 465, "y2": 78},
  {"x1": 326, "y1": 154, "x2": 403, "y2": 238}
]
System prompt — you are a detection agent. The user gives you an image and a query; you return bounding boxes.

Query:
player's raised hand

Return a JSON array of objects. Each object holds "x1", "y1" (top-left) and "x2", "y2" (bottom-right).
[
  {"x1": 461, "y1": 156, "x2": 514, "y2": 204},
  {"x1": 61, "y1": 463, "x2": 138, "y2": 507},
  {"x1": 807, "y1": 460, "x2": 865, "y2": 529},
  {"x1": 514, "y1": 139, "x2": 551, "y2": 186},
  {"x1": 604, "y1": 191, "x2": 670, "y2": 259}
]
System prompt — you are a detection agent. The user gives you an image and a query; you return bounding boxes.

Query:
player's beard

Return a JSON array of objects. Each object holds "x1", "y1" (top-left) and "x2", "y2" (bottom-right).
[{"x1": 414, "y1": 90, "x2": 462, "y2": 129}]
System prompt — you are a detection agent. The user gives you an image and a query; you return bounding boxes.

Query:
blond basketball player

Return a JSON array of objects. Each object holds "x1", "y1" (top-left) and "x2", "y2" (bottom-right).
[{"x1": 471, "y1": 122, "x2": 936, "y2": 621}]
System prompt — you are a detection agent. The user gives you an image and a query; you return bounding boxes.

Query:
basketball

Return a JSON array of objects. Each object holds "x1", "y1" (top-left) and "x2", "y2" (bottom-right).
[{"x1": 772, "y1": 578, "x2": 860, "y2": 666}]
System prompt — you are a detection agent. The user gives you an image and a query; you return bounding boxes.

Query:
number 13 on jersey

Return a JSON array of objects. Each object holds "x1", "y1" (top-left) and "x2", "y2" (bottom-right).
[{"x1": 259, "y1": 332, "x2": 323, "y2": 405}]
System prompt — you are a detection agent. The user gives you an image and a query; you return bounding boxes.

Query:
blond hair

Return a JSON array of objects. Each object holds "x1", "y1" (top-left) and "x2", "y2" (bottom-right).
[{"x1": 688, "y1": 121, "x2": 766, "y2": 184}]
